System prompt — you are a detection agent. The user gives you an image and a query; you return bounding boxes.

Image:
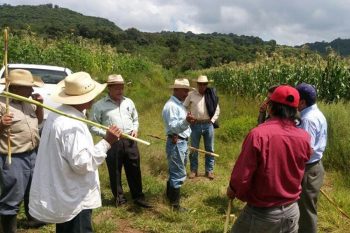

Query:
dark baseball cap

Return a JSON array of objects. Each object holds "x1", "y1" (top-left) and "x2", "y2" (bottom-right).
[
  {"x1": 296, "y1": 83, "x2": 317, "y2": 105},
  {"x1": 270, "y1": 85, "x2": 300, "y2": 108}
]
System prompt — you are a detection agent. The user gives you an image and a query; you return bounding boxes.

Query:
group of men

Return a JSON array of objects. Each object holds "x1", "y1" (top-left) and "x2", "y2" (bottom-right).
[
  {"x1": 227, "y1": 83, "x2": 327, "y2": 233},
  {"x1": 0, "y1": 70, "x2": 152, "y2": 232},
  {"x1": 0, "y1": 68, "x2": 327, "y2": 233},
  {"x1": 0, "y1": 69, "x2": 220, "y2": 232}
]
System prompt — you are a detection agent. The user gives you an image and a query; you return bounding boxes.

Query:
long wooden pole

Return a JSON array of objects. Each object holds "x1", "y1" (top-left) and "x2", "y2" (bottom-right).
[
  {"x1": 147, "y1": 134, "x2": 220, "y2": 157},
  {"x1": 0, "y1": 91, "x2": 151, "y2": 146},
  {"x1": 224, "y1": 199, "x2": 233, "y2": 233},
  {"x1": 3, "y1": 28, "x2": 11, "y2": 164},
  {"x1": 320, "y1": 189, "x2": 350, "y2": 220}
]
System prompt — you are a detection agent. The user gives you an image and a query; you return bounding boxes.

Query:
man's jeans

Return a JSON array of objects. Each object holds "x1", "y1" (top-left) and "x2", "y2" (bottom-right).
[
  {"x1": 166, "y1": 138, "x2": 188, "y2": 188},
  {"x1": 231, "y1": 202, "x2": 300, "y2": 233},
  {"x1": 190, "y1": 122, "x2": 215, "y2": 172}
]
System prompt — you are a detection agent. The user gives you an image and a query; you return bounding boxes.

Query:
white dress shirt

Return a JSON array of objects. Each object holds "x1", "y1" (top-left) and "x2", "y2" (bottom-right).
[{"x1": 29, "y1": 105, "x2": 111, "y2": 223}]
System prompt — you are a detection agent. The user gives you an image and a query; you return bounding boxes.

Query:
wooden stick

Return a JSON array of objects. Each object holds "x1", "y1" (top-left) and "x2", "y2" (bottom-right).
[
  {"x1": 320, "y1": 188, "x2": 350, "y2": 220},
  {"x1": 0, "y1": 91, "x2": 151, "y2": 146},
  {"x1": 3, "y1": 28, "x2": 11, "y2": 164},
  {"x1": 147, "y1": 134, "x2": 219, "y2": 157},
  {"x1": 224, "y1": 199, "x2": 233, "y2": 233}
]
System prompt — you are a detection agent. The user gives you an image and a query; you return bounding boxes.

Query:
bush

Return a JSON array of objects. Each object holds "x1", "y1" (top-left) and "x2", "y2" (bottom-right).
[{"x1": 217, "y1": 115, "x2": 256, "y2": 142}]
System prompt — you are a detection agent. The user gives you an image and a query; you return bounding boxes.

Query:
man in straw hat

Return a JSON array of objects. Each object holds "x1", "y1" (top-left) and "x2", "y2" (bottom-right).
[
  {"x1": 90, "y1": 74, "x2": 151, "y2": 208},
  {"x1": 296, "y1": 83, "x2": 327, "y2": 233},
  {"x1": 29, "y1": 72, "x2": 122, "y2": 232},
  {"x1": 162, "y1": 78, "x2": 196, "y2": 211},
  {"x1": 183, "y1": 75, "x2": 220, "y2": 180},
  {"x1": 227, "y1": 85, "x2": 312, "y2": 232},
  {"x1": 0, "y1": 69, "x2": 45, "y2": 232}
]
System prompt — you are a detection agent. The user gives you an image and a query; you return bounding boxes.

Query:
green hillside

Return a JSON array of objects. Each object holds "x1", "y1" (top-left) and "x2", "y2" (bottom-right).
[
  {"x1": 0, "y1": 3, "x2": 296, "y2": 71},
  {"x1": 299, "y1": 38, "x2": 350, "y2": 56},
  {"x1": 0, "y1": 4, "x2": 122, "y2": 38}
]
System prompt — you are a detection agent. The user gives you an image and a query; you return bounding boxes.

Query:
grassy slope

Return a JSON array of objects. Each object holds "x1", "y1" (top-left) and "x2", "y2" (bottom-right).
[{"x1": 16, "y1": 92, "x2": 350, "y2": 233}]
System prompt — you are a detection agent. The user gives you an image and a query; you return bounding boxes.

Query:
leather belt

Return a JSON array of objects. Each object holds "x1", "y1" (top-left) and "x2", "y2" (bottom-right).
[
  {"x1": 248, "y1": 201, "x2": 295, "y2": 211},
  {"x1": 167, "y1": 135, "x2": 188, "y2": 141},
  {"x1": 306, "y1": 160, "x2": 320, "y2": 167},
  {"x1": 195, "y1": 119, "x2": 211, "y2": 124}
]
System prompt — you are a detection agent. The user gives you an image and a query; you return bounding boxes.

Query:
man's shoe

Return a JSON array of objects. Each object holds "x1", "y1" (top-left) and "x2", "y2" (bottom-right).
[
  {"x1": 115, "y1": 197, "x2": 127, "y2": 207},
  {"x1": 134, "y1": 198, "x2": 152, "y2": 208},
  {"x1": 188, "y1": 170, "x2": 198, "y2": 179},
  {"x1": 25, "y1": 218, "x2": 47, "y2": 228},
  {"x1": 205, "y1": 171, "x2": 215, "y2": 180},
  {"x1": 172, "y1": 204, "x2": 188, "y2": 212}
]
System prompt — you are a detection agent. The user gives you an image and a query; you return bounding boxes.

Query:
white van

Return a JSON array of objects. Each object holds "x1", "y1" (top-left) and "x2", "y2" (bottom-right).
[{"x1": 0, "y1": 64, "x2": 73, "y2": 122}]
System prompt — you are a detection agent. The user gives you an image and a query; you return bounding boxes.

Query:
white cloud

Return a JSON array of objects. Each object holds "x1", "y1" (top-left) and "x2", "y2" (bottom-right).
[{"x1": 1, "y1": 0, "x2": 350, "y2": 45}]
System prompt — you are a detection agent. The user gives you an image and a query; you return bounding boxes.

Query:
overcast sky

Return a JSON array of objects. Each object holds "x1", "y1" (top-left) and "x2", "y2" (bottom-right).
[{"x1": 1, "y1": 0, "x2": 350, "y2": 46}]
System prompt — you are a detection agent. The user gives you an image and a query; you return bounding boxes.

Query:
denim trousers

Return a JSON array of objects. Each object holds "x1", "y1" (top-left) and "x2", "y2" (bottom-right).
[
  {"x1": 0, "y1": 150, "x2": 37, "y2": 215},
  {"x1": 190, "y1": 122, "x2": 215, "y2": 172},
  {"x1": 231, "y1": 202, "x2": 300, "y2": 233},
  {"x1": 298, "y1": 160, "x2": 324, "y2": 233},
  {"x1": 166, "y1": 138, "x2": 188, "y2": 188}
]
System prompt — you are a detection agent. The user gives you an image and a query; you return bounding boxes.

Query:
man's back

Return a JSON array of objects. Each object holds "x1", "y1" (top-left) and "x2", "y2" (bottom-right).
[{"x1": 230, "y1": 118, "x2": 311, "y2": 207}]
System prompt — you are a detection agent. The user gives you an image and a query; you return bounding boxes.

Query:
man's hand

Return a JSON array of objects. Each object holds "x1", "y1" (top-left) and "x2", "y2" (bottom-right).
[
  {"x1": 186, "y1": 112, "x2": 196, "y2": 124},
  {"x1": 31, "y1": 93, "x2": 44, "y2": 103},
  {"x1": 104, "y1": 125, "x2": 122, "y2": 145},
  {"x1": 0, "y1": 113, "x2": 14, "y2": 126},
  {"x1": 131, "y1": 130, "x2": 138, "y2": 138},
  {"x1": 259, "y1": 98, "x2": 269, "y2": 113},
  {"x1": 226, "y1": 185, "x2": 236, "y2": 200}
]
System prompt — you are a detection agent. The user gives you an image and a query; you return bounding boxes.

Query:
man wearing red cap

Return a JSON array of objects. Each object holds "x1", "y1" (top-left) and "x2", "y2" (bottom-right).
[{"x1": 226, "y1": 85, "x2": 312, "y2": 233}]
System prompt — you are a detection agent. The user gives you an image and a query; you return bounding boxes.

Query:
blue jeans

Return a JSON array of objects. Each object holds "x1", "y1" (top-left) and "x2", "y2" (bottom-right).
[
  {"x1": 166, "y1": 138, "x2": 188, "y2": 188},
  {"x1": 190, "y1": 122, "x2": 215, "y2": 172},
  {"x1": 231, "y1": 202, "x2": 300, "y2": 233},
  {"x1": 0, "y1": 150, "x2": 37, "y2": 215}
]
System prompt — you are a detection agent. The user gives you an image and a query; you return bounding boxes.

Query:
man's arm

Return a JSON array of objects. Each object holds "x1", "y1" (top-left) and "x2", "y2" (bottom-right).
[
  {"x1": 89, "y1": 103, "x2": 107, "y2": 137},
  {"x1": 32, "y1": 93, "x2": 44, "y2": 124},
  {"x1": 227, "y1": 132, "x2": 258, "y2": 201},
  {"x1": 131, "y1": 100, "x2": 139, "y2": 137}
]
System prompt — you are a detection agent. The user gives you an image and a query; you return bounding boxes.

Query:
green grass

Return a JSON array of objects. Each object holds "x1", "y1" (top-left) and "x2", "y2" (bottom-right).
[{"x1": 15, "y1": 93, "x2": 350, "y2": 233}]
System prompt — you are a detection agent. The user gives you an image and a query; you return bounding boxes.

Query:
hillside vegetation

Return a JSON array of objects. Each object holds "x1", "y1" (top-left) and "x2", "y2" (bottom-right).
[{"x1": 1, "y1": 4, "x2": 292, "y2": 72}]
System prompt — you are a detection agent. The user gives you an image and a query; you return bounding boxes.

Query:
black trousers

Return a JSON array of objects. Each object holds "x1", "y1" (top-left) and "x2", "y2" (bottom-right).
[
  {"x1": 106, "y1": 139, "x2": 144, "y2": 202},
  {"x1": 56, "y1": 209, "x2": 92, "y2": 233}
]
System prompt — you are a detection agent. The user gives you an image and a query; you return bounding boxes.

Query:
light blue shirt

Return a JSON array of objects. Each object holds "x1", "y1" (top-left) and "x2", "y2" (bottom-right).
[
  {"x1": 299, "y1": 104, "x2": 327, "y2": 164},
  {"x1": 162, "y1": 95, "x2": 191, "y2": 138},
  {"x1": 89, "y1": 95, "x2": 139, "y2": 137}
]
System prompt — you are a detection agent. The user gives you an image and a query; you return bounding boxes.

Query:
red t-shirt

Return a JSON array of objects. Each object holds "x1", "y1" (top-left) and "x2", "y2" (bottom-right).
[{"x1": 229, "y1": 118, "x2": 311, "y2": 207}]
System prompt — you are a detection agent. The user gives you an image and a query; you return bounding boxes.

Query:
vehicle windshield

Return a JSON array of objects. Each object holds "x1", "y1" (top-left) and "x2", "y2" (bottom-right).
[{"x1": 1, "y1": 68, "x2": 67, "y2": 84}]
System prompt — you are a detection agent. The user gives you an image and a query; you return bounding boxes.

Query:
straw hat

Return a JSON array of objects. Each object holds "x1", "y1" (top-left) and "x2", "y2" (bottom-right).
[
  {"x1": 169, "y1": 78, "x2": 192, "y2": 89},
  {"x1": 196, "y1": 75, "x2": 212, "y2": 83},
  {"x1": 107, "y1": 74, "x2": 124, "y2": 85},
  {"x1": 0, "y1": 69, "x2": 44, "y2": 87},
  {"x1": 52, "y1": 72, "x2": 106, "y2": 105}
]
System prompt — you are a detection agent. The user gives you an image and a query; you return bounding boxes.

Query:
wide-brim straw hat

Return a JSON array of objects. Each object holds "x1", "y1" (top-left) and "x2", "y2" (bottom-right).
[
  {"x1": 107, "y1": 74, "x2": 124, "y2": 85},
  {"x1": 169, "y1": 78, "x2": 193, "y2": 89},
  {"x1": 196, "y1": 75, "x2": 213, "y2": 83},
  {"x1": 0, "y1": 69, "x2": 44, "y2": 87},
  {"x1": 52, "y1": 71, "x2": 107, "y2": 105}
]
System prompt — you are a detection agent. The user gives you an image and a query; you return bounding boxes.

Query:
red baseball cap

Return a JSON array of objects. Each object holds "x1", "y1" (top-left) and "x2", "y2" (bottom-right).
[{"x1": 270, "y1": 85, "x2": 300, "y2": 108}]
